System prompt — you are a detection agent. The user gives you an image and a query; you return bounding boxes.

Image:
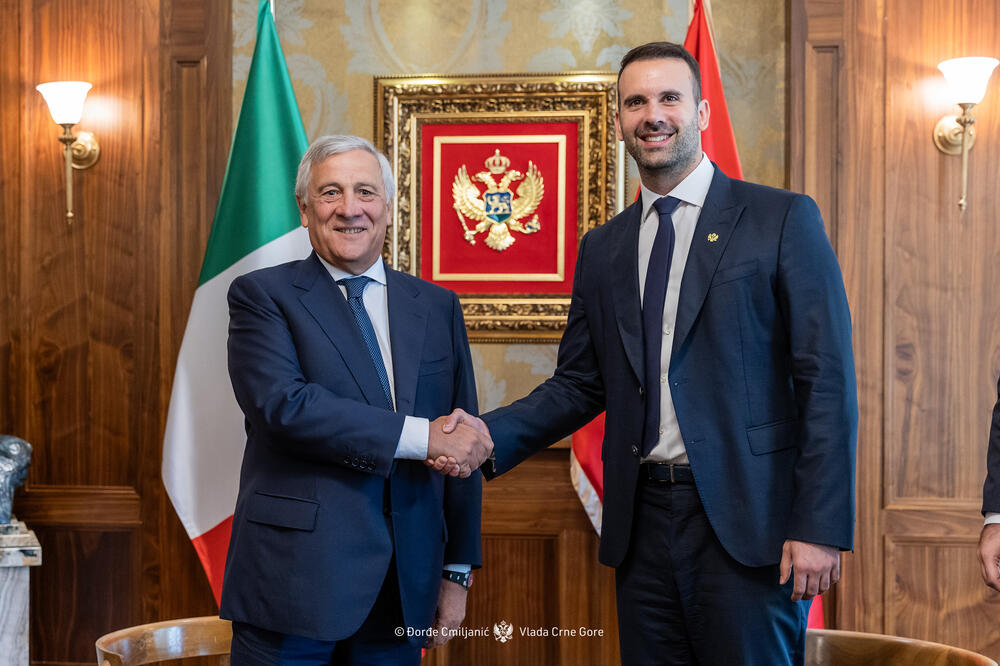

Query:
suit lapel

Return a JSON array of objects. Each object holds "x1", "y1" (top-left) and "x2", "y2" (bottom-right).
[
  {"x1": 295, "y1": 253, "x2": 388, "y2": 408},
  {"x1": 386, "y1": 268, "x2": 428, "y2": 417},
  {"x1": 611, "y1": 200, "x2": 645, "y2": 384},
  {"x1": 671, "y1": 168, "x2": 744, "y2": 357}
]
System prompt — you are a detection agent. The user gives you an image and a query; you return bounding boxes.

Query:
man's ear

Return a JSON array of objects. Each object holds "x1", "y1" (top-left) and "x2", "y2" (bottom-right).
[
  {"x1": 296, "y1": 196, "x2": 309, "y2": 227},
  {"x1": 697, "y1": 98, "x2": 710, "y2": 131},
  {"x1": 614, "y1": 111, "x2": 623, "y2": 141}
]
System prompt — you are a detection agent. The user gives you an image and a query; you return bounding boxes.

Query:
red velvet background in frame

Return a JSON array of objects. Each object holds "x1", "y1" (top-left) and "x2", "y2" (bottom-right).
[{"x1": 419, "y1": 121, "x2": 580, "y2": 295}]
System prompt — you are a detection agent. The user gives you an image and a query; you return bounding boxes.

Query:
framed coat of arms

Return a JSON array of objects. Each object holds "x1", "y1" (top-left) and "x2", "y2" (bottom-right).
[{"x1": 374, "y1": 73, "x2": 623, "y2": 341}]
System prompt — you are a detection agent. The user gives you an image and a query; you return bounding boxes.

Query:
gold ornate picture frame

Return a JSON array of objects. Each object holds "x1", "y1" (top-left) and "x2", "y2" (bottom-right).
[{"x1": 375, "y1": 73, "x2": 623, "y2": 342}]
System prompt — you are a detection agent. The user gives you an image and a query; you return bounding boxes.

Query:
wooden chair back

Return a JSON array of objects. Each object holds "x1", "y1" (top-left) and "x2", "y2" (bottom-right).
[
  {"x1": 95, "y1": 616, "x2": 231, "y2": 666},
  {"x1": 807, "y1": 628, "x2": 998, "y2": 665}
]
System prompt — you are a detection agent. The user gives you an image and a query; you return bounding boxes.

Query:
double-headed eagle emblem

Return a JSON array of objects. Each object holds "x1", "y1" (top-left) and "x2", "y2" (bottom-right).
[{"x1": 452, "y1": 149, "x2": 544, "y2": 252}]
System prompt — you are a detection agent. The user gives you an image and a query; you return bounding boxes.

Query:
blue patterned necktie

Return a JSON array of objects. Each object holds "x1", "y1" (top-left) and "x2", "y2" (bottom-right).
[
  {"x1": 337, "y1": 276, "x2": 394, "y2": 410},
  {"x1": 641, "y1": 196, "x2": 681, "y2": 456}
]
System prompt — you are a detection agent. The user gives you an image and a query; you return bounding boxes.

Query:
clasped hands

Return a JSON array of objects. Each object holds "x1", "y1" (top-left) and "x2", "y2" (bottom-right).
[{"x1": 426, "y1": 408, "x2": 491, "y2": 478}]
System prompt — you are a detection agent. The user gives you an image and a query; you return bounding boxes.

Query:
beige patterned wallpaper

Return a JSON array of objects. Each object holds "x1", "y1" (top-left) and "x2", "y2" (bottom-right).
[{"x1": 232, "y1": 0, "x2": 786, "y2": 413}]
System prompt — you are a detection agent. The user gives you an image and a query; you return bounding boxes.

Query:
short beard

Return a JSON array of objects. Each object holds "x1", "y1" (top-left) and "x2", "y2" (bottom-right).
[{"x1": 625, "y1": 116, "x2": 701, "y2": 177}]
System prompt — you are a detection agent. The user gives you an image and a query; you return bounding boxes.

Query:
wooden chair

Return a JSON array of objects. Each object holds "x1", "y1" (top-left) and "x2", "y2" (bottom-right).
[
  {"x1": 807, "y1": 628, "x2": 998, "y2": 666},
  {"x1": 95, "y1": 616, "x2": 231, "y2": 665}
]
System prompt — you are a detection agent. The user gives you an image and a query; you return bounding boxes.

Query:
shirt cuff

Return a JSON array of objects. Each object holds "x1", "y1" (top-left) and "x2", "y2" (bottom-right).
[
  {"x1": 443, "y1": 563, "x2": 472, "y2": 574},
  {"x1": 985, "y1": 512, "x2": 1000, "y2": 525},
  {"x1": 394, "y1": 416, "x2": 429, "y2": 460}
]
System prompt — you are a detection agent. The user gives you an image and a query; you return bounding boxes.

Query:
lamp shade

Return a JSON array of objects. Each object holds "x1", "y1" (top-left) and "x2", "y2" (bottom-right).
[
  {"x1": 937, "y1": 57, "x2": 999, "y2": 105},
  {"x1": 35, "y1": 81, "x2": 92, "y2": 125}
]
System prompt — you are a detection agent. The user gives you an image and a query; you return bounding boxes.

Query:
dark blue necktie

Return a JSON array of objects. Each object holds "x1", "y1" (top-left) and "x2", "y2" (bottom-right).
[
  {"x1": 337, "y1": 276, "x2": 394, "y2": 410},
  {"x1": 641, "y1": 196, "x2": 681, "y2": 456}
]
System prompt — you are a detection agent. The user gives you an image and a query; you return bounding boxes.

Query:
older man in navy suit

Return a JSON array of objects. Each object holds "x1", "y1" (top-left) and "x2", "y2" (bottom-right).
[
  {"x1": 439, "y1": 42, "x2": 858, "y2": 665},
  {"x1": 220, "y1": 135, "x2": 492, "y2": 664}
]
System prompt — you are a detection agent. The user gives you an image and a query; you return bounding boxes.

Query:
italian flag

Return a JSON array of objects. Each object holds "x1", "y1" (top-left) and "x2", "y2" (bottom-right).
[{"x1": 161, "y1": 0, "x2": 310, "y2": 604}]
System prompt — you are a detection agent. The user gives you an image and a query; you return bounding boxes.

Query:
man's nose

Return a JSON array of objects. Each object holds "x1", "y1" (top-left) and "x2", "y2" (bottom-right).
[
  {"x1": 641, "y1": 111, "x2": 668, "y2": 130},
  {"x1": 336, "y1": 191, "x2": 364, "y2": 217}
]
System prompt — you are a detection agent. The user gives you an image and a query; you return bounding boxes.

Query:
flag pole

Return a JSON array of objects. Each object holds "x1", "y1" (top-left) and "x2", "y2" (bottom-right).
[
  {"x1": 269, "y1": 0, "x2": 274, "y2": 17},
  {"x1": 701, "y1": 0, "x2": 718, "y2": 47}
]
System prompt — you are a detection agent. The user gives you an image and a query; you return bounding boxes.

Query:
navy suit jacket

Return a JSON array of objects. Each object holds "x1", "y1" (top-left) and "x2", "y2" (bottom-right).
[
  {"x1": 219, "y1": 252, "x2": 482, "y2": 642},
  {"x1": 982, "y1": 377, "x2": 1000, "y2": 513},
  {"x1": 484, "y1": 167, "x2": 857, "y2": 568}
]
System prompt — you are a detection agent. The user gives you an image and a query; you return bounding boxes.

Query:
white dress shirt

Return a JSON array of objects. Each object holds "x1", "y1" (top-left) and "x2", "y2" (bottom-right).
[
  {"x1": 316, "y1": 256, "x2": 429, "y2": 460},
  {"x1": 637, "y1": 155, "x2": 715, "y2": 463}
]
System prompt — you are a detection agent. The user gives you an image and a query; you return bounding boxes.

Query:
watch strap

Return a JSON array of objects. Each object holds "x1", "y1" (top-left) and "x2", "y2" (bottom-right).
[{"x1": 442, "y1": 569, "x2": 472, "y2": 589}]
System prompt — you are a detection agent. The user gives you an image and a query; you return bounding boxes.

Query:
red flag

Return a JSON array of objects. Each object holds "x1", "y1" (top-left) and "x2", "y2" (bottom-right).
[
  {"x1": 570, "y1": 413, "x2": 605, "y2": 534},
  {"x1": 683, "y1": 0, "x2": 743, "y2": 179},
  {"x1": 807, "y1": 596, "x2": 825, "y2": 629}
]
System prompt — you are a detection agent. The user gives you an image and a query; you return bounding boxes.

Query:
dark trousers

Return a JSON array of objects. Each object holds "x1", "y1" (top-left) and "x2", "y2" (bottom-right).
[
  {"x1": 616, "y1": 479, "x2": 809, "y2": 666},
  {"x1": 230, "y1": 559, "x2": 421, "y2": 666}
]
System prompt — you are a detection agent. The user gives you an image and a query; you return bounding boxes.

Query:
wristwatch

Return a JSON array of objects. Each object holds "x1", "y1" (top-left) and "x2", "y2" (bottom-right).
[{"x1": 442, "y1": 569, "x2": 473, "y2": 589}]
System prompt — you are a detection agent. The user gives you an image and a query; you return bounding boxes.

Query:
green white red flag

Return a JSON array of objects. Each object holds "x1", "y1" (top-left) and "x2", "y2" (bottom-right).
[{"x1": 161, "y1": 0, "x2": 309, "y2": 603}]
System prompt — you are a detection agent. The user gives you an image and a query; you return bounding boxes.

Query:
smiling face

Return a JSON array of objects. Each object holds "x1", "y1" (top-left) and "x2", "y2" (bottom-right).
[
  {"x1": 615, "y1": 57, "x2": 710, "y2": 192},
  {"x1": 298, "y1": 149, "x2": 391, "y2": 275}
]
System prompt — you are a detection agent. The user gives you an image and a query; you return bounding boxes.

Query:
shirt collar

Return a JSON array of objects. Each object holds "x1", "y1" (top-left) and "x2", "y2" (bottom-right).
[
  {"x1": 316, "y1": 254, "x2": 387, "y2": 287},
  {"x1": 639, "y1": 154, "x2": 715, "y2": 222}
]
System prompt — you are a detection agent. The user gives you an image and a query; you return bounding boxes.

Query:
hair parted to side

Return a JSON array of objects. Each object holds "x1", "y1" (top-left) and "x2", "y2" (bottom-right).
[
  {"x1": 295, "y1": 134, "x2": 396, "y2": 203},
  {"x1": 618, "y1": 42, "x2": 702, "y2": 103}
]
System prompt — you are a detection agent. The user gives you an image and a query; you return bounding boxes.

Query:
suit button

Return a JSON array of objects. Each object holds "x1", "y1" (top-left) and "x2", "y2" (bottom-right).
[
  {"x1": 638, "y1": 385, "x2": 644, "y2": 396},
  {"x1": 631, "y1": 445, "x2": 639, "y2": 456}
]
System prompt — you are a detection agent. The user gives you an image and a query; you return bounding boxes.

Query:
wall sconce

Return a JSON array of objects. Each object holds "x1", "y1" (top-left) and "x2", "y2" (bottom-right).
[
  {"x1": 35, "y1": 81, "x2": 101, "y2": 223},
  {"x1": 932, "y1": 57, "x2": 998, "y2": 211}
]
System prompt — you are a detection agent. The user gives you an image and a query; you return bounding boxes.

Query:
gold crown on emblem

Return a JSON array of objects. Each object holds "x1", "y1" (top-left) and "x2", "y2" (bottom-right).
[{"x1": 485, "y1": 149, "x2": 511, "y2": 175}]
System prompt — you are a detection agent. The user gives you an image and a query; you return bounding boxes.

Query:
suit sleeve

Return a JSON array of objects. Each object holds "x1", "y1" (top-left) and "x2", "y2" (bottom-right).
[
  {"x1": 482, "y1": 232, "x2": 606, "y2": 477},
  {"x1": 227, "y1": 273, "x2": 404, "y2": 476},
  {"x1": 777, "y1": 195, "x2": 858, "y2": 551},
  {"x1": 442, "y1": 291, "x2": 483, "y2": 567},
  {"x1": 983, "y1": 376, "x2": 1000, "y2": 514}
]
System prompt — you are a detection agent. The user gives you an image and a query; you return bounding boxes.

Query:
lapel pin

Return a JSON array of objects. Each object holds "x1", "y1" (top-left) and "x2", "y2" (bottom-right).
[{"x1": 707, "y1": 232, "x2": 719, "y2": 242}]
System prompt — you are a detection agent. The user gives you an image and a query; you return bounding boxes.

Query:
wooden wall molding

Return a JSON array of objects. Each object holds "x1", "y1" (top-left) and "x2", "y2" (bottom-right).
[
  {"x1": 1, "y1": 0, "x2": 228, "y2": 662},
  {"x1": 15, "y1": 486, "x2": 141, "y2": 527},
  {"x1": 885, "y1": 536, "x2": 1000, "y2": 653},
  {"x1": 425, "y1": 449, "x2": 619, "y2": 666},
  {"x1": 792, "y1": 0, "x2": 1000, "y2": 658}
]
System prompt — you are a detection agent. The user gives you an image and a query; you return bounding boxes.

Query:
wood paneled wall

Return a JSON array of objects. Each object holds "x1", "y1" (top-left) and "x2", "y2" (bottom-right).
[
  {"x1": 2, "y1": 3, "x2": 619, "y2": 665},
  {"x1": 0, "y1": 0, "x2": 229, "y2": 663},
  {"x1": 791, "y1": 0, "x2": 1000, "y2": 658},
  {"x1": 426, "y1": 450, "x2": 620, "y2": 666},
  {"x1": 6, "y1": 0, "x2": 1000, "y2": 663}
]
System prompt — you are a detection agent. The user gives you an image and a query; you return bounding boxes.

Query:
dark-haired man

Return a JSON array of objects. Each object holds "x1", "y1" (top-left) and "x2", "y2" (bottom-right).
[{"x1": 439, "y1": 42, "x2": 857, "y2": 664}]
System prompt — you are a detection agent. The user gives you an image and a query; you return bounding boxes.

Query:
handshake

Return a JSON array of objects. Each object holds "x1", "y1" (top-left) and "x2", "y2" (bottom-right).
[{"x1": 425, "y1": 409, "x2": 492, "y2": 478}]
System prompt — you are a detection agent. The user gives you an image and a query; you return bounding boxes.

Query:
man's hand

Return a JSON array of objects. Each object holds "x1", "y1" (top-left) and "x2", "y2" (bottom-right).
[
  {"x1": 425, "y1": 409, "x2": 492, "y2": 477},
  {"x1": 425, "y1": 578, "x2": 468, "y2": 648},
  {"x1": 778, "y1": 540, "x2": 841, "y2": 601},
  {"x1": 426, "y1": 412, "x2": 492, "y2": 478},
  {"x1": 978, "y1": 524, "x2": 1000, "y2": 591},
  {"x1": 441, "y1": 408, "x2": 490, "y2": 437}
]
